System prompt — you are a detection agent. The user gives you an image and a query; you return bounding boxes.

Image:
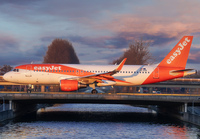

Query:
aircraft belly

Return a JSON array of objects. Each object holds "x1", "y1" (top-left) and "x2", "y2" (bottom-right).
[{"x1": 114, "y1": 74, "x2": 149, "y2": 86}]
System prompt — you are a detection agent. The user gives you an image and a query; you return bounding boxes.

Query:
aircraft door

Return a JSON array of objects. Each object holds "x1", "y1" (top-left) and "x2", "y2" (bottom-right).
[
  {"x1": 26, "y1": 66, "x2": 32, "y2": 77},
  {"x1": 76, "y1": 70, "x2": 79, "y2": 75},
  {"x1": 153, "y1": 67, "x2": 159, "y2": 79},
  {"x1": 80, "y1": 70, "x2": 84, "y2": 75},
  {"x1": 76, "y1": 70, "x2": 84, "y2": 75}
]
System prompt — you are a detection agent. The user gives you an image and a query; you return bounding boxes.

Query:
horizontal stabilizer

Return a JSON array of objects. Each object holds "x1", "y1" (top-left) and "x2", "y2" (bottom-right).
[{"x1": 170, "y1": 69, "x2": 196, "y2": 76}]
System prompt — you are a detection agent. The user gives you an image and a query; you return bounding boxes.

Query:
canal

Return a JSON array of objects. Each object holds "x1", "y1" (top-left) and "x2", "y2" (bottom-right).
[{"x1": 0, "y1": 104, "x2": 200, "y2": 139}]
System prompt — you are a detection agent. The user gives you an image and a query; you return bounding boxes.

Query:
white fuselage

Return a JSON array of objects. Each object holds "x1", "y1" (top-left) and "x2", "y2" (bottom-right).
[{"x1": 3, "y1": 64, "x2": 157, "y2": 86}]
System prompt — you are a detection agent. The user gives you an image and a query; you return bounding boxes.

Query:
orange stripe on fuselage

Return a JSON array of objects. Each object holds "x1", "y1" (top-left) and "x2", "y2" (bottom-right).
[{"x1": 15, "y1": 64, "x2": 94, "y2": 77}]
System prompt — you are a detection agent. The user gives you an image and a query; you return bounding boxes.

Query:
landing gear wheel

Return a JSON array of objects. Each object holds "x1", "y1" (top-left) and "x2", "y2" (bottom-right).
[{"x1": 91, "y1": 89, "x2": 98, "y2": 94}]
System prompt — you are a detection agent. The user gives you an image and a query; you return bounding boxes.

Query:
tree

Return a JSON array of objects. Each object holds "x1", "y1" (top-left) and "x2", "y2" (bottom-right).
[
  {"x1": 112, "y1": 38, "x2": 153, "y2": 93},
  {"x1": 1, "y1": 65, "x2": 13, "y2": 74},
  {"x1": 43, "y1": 39, "x2": 80, "y2": 64},
  {"x1": 112, "y1": 38, "x2": 153, "y2": 65}
]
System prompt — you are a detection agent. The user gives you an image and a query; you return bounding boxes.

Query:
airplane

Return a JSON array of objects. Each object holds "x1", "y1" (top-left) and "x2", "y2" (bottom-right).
[{"x1": 3, "y1": 36, "x2": 196, "y2": 94}]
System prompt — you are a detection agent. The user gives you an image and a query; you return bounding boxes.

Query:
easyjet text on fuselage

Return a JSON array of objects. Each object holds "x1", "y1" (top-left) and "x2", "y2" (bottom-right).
[{"x1": 34, "y1": 66, "x2": 62, "y2": 71}]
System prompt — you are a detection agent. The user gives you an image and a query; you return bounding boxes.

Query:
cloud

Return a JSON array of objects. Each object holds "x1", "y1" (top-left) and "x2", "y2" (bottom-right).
[
  {"x1": 0, "y1": 0, "x2": 125, "y2": 25},
  {"x1": 97, "y1": 15, "x2": 200, "y2": 46},
  {"x1": 0, "y1": 34, "x2": 19, "y2": 52},
  {"x1": 188, "y1": 48, "x2": 200, "y2": 63},
  {"x1": 81, "y1": 59, "x2": 109, "y2": 65},
  {"x1": 41, "y1": 35, "x2": 127, "y2": 49},
  {"x1": 0, "y1": 0, "x2": 38, "y2": 5},
  {"x1": 0, "y1": 0, "x2": 200, "y2": 65},
  {"x1": 0, "y1": 41, "x2": 46, "y2": 66},
  {"x1": 68, "y1": 35, "x2": 129, "y2": 49},
  {"x1": 0, "y1": 52, "x2": 38, "y2": 66}
]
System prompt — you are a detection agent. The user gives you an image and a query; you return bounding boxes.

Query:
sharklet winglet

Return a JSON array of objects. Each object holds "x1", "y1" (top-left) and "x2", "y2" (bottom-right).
[{"x1": 116, "y1": 58, "x2": 127, "y2": 71}]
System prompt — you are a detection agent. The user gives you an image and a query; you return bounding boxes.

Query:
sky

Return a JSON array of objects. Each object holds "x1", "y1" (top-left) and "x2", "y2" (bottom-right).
[{"x1": 0, "y1": 0, "x2": 200, "y2": 69}]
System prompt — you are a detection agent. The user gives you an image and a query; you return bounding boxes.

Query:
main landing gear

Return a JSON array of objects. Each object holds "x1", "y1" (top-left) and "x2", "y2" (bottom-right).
[
  {"x1": 91, "y1": 89, "x2": 98, "y2": 94},
  {"x1": 90, "y1": 83, "x2": 98, "y2": 94}
]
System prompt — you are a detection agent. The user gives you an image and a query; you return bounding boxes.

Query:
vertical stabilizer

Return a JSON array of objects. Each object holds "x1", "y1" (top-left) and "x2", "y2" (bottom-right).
[{"x1": 158, "y1": 36, "x2": 193, "y2": 68}]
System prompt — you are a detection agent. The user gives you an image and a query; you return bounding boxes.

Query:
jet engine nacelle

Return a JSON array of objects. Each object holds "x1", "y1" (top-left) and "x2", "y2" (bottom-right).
[{"x1": 60, "y1": 80, "x2": 87, "y2": 91}]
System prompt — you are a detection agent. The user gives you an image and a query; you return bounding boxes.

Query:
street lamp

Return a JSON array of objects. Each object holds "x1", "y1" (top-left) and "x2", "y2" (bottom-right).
[
  {"x1": 192, "y1": 97, "x2": 200, "y2": 114},
  {"x1": 0, "y1": 96, "x2": 5, "y2": 111}
]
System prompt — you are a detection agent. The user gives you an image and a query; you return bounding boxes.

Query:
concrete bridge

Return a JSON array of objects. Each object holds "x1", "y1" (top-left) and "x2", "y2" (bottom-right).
[
  {"x1": 1, "y1": 75, "x2": 200, "y2": 125},
  {"x1": 1, "y1": 92, "x2": 200, "y2": 125},
  {"x1": 0, "y1": 92, "x2": 200, "y2": 106}
]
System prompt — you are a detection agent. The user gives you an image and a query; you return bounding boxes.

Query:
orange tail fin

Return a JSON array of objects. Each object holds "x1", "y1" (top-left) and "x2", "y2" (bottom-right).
[{"x1": 158, "y1": 36, "x2": 193, "y2": 68}]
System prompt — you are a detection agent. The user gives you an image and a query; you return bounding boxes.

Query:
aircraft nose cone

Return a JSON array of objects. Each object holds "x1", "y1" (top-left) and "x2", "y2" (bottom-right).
[{"x1": 3, "y1": 73, "x2": 10, "y2": 81}]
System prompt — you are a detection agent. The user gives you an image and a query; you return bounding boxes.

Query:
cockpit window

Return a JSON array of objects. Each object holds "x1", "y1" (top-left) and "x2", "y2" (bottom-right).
[{"x1": 13, "y1": 69, "x2": 19, "y2": 72}]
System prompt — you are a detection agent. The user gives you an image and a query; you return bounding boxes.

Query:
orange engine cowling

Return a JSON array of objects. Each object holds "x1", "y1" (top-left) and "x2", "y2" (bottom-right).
[{"x1": 60, "y1": 80, "x2": 86, "y2": 91}]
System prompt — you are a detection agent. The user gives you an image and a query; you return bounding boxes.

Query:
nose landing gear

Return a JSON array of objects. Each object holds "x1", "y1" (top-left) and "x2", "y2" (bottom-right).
[{"x1": 27, "y1": 84, "x2": 33, "y2": 93}]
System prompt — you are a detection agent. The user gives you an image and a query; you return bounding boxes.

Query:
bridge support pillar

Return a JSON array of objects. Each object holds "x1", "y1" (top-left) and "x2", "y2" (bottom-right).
[
  {"x1": 9, "y1": 100, "x2": 12, "y2": 110},
  {"x1": 179, "y1": 103, "x2": 187, "y2": 113},
  {"x1": 184, "y1": 103, "x2": 187, "y2": 113}
]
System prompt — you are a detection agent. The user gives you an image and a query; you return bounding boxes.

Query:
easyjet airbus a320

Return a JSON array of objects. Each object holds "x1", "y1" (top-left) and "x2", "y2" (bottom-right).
[{"x1": 3, "y1": 36, "x2": 196, "y2": 93}]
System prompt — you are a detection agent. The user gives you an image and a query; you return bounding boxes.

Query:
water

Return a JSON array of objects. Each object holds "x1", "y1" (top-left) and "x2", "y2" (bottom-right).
[{"x1": 0, "y1": 104, "x2": 200, "y2": 139}]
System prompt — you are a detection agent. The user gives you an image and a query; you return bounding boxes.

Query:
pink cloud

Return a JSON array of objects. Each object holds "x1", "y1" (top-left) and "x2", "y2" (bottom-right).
[{"x1": 100, "y1": 15, "x2": 200, "y2": 40}]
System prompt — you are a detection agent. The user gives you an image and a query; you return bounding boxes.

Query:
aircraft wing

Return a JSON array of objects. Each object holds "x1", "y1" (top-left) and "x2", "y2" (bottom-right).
[{"x1": 66, "y1": 58, "x2": 127, "y2": 84}]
